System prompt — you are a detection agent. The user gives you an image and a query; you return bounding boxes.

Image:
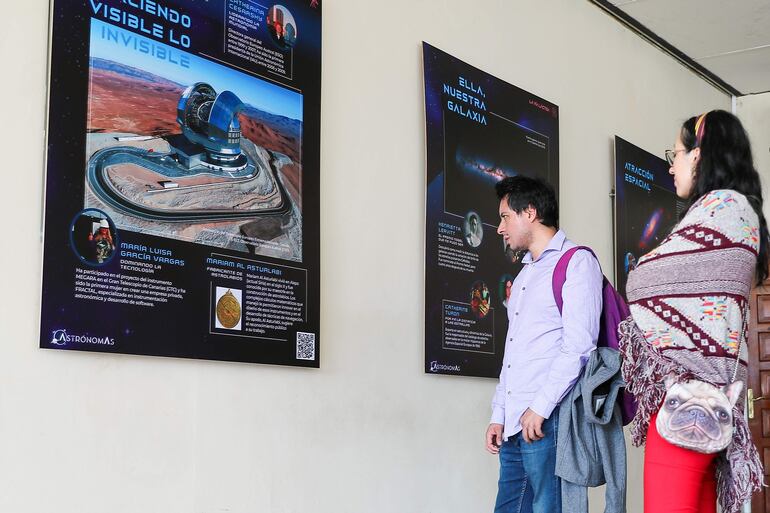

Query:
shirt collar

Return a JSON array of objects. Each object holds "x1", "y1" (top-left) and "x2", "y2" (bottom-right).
[{"x1": 521, "y1": 229, "x2": 566, "y2": 264}]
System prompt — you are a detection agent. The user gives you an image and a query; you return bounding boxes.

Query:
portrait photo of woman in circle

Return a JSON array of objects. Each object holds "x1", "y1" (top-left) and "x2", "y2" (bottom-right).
[
  {"x1": 498, "y1": 274, "x2": 514, "y2": 308},
  {"x1": 463, "y1": 211, "x2": 484, "y2": 248},
  {"x1": 69, "y1": 209, "x2": 118, "y2": 266},
  {"x1": 267, "y1": 5, "x2": 298, "y2": 50}
]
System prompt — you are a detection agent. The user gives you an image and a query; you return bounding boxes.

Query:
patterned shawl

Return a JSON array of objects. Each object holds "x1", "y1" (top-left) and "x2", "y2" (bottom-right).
[{"x1": 619, "y1": 189, "x2": 763, "y2": 513}]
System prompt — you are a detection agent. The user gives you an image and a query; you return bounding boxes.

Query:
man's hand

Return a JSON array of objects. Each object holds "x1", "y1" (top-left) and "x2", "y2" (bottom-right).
[
  {"x1": 485, "y1": 423, "x2": 504, "y2": 454},
  {"x1": 519, "y1": 408, "x2": 545, "y2": 443}
]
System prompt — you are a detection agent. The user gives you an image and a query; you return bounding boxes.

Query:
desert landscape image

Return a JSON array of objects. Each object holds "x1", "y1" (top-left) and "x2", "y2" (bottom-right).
[{"x1": 83, "y1": 46, "x2": 305, "y2": 261}]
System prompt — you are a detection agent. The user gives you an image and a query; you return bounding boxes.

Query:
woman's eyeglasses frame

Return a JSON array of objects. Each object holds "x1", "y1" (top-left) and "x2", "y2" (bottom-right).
[{"x1": 664, "y1": 148, "x2": 686, "y2": 166}]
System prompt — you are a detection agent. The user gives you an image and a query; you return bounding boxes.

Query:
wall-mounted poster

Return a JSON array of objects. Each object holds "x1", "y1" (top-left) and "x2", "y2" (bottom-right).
[
  {"x1": 40, "y1": 0, "x2": 321, "y2": 367},
  {"x1": 614, "y1": 136, "x2": 686, "y2": 299},
  {"x1": 423, "y1": 43, "x2": 559, "y2": 378}
]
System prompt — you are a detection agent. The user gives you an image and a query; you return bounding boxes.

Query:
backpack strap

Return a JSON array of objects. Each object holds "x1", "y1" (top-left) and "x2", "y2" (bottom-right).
[{"x1": 552, "y1": 245, "x2": 598, "y2": 314}]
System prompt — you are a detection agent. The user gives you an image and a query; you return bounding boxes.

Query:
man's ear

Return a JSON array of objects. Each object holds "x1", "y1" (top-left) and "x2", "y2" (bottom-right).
[{"x1": 524, "y1": 206, "x2": 538, "y2": 223}]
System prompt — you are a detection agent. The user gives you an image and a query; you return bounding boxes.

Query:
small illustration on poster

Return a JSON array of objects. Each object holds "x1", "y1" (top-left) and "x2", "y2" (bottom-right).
[
  {"x1": 470, "y1": 280, "x2": 490, "y2": 319},
  {"x1": 69, "y1": 209, "x2": 119, "y2": 266},
  {"x1": 267, "y1": 5, "x2": 298, "y2": 50},
  {"x1": 463, "y1": 211, "x2": 484, "y2": 248},
  {"x1": 498, "y1": 274, "x2": 514, "y2": 309},
  {"x1": 215, "y1": 287, "x2": 243, "y2": 330}
]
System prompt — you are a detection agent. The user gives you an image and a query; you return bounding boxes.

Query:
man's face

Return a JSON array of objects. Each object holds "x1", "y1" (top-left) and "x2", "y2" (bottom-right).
[{"x1": 497, "y1": 197, "x2": 531, "y2": 253}]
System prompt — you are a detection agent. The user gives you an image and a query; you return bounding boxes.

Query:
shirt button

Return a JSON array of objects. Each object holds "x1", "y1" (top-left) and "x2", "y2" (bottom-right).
[
  {"x1": 507, "y1": 391, "x2": 511, "y2": 395},
  {"x1": 522, "y1": 287, "x2": 526, "y2": 291},
  {"x1": 515, "y1": 312, "x2": 519, "y2": 316},
  {"x1": 507, "y1": 364, "x2": 511, "y2": 368}
]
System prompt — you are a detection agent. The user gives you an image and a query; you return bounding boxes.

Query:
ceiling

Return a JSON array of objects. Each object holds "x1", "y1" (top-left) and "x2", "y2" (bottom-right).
[{"x1": 604, "y1": 0, "x2": 770, "y2": 96}]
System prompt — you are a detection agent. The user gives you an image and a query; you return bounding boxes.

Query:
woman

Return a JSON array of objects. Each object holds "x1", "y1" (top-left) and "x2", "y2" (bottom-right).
[{"x1": 620, "y1": 110, "x2": 769, "y2": 513}]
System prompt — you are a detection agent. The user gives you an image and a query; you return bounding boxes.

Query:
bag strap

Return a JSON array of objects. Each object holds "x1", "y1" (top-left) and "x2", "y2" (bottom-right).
[
  {"x1": 552, "y1": 245, "x2": 598, "y2": 314},
  {"x1": 731, "y1": 325, "x2": 743, "y2": 385}
]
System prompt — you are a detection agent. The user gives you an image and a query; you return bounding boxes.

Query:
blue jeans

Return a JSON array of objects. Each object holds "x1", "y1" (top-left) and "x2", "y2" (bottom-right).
[{"x1": 493, "y1": 413, "x2": 561, "y2": 513}]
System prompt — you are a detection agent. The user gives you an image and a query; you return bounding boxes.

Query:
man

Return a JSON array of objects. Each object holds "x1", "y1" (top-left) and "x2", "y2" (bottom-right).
[{"x1": 486, "y1": 176, "x2": 603, "y2": 513}]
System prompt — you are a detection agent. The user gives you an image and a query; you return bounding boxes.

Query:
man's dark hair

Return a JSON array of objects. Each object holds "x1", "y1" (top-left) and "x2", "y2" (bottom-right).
[{"x1": 494, "y1": 175, "x2": 558, "y2": 228}]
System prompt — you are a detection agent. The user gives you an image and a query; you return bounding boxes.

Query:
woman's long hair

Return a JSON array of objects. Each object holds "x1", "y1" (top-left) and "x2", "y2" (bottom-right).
[{"x1": 680, "y1": 109, "x2": 769, "y2": 283}]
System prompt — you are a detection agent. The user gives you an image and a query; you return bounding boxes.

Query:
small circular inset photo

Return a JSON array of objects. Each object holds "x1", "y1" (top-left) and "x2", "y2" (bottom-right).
[
  {"x1": 498, "y1": 274, "x2": 514, "y2": 308},
  {"x1": 267, "y1": 5, "x2": 298, "y2": 50},
  {"x1": 470, "y1": 280, "x2": 490, "y2": 319},
  {"x1": 624, "y1": 252, "x2": 638, "y2": 274},
  {"x1": 69, "y1": 209, "x2": 119, "y2": 266},
  {"x1": 463, "y1": 211, "x2": 483, "y2": 248}
]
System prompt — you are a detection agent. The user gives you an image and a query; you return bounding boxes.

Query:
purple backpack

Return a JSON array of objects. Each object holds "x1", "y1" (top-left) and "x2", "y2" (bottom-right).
[{"x1": 552, "y1": 246, "x2": 637, "y2": 426}]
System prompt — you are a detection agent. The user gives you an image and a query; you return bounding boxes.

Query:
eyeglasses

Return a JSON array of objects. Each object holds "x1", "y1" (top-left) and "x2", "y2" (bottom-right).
[{"x1": 665, "y1": 149, "x2": 686, "y2": 166}]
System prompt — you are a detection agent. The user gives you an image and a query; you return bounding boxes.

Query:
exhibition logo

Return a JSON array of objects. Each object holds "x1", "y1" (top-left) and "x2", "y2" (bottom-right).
[
  {"x1": 430, "y1": 361, "x2": 461, "y2": 373},
  {"x1": 50, "y1": 329, "x2": 68, "y2": 346},
  {"x1": 49, "y1": 329, "x2": 115, "y2": 347}
]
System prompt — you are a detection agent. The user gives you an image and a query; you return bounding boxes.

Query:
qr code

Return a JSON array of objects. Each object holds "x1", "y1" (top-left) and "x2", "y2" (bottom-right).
[{"x1": 296, "y1": 332, "x2": 316, "y2": 360}]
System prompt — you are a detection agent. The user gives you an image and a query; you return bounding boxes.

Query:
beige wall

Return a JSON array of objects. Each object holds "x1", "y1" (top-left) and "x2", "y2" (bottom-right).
[
  {"x1": 0, "y1": 0, "x2": 730, "y2": 511},
  {"x1": 737, "y1": 92, "x2": 770, "y2": 222},
  {"x1": 736, "y1": 91, "x2": 770, "y2": 513}
]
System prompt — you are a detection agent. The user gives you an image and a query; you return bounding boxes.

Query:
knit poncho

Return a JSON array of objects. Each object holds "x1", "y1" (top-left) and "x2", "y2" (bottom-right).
[{"x1": 619, "y1": 189, "x2": 763, "y2": 513}]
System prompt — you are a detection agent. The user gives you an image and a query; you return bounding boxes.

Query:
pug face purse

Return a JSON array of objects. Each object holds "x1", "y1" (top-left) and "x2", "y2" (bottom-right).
[{"x1": 656, "y1": 375, "x2": 743, "y2": 454}]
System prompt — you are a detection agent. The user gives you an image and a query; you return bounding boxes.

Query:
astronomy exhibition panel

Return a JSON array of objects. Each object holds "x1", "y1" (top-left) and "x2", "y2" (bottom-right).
[
  {"x1": 614, "y1": 136, "x2": 684, "y2": 300},
  {"x1": 40, "y1": 0, "x2": 322, "y2": 367},
  {"x1": 423, "y1": 43, "x2": 560, "y2": 378},
  {"x1": 421, "y1": 45, "x2": 683, "y2": 379}
]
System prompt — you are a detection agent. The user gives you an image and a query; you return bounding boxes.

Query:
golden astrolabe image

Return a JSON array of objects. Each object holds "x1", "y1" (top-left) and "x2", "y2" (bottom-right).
[{"x1": 216, "y1": 289, "x2": 242, "y2": 329}]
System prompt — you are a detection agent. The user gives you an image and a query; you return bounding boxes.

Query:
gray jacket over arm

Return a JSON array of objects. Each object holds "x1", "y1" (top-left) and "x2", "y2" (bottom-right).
[{"x1": 555, "y1": 346, "x2": 627, "y2": 513}]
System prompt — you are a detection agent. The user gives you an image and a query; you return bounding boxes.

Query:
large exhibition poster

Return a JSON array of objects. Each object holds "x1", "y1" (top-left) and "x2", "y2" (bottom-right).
[
  {"x1": 614, "y1": 136, "x2": 685, "y2": 299},
  {"x1": 423, "y1": 43, "x2": 559, "y2": 378},
  {"x1": 40, "y1": 0, "x2": 321, "y2": 366}
]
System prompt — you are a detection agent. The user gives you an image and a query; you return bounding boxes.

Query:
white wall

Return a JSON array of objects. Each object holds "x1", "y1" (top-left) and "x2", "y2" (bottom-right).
[
  {"x1": 0, "y1": 1, "x2": 730, "y2": 512},
  {"x1": 737, "y1": 92, "x2": 770, "y2": 221}
]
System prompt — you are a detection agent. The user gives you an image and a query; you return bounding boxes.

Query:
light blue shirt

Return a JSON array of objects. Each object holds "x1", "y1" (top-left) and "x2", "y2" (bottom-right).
[{"x1": 491, "y1": 230, "x2": 603, "y2": 440}]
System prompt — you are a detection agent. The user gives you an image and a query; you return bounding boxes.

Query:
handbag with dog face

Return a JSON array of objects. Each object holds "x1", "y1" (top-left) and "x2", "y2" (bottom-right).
[{"x1": 655, "y1": 361, "x2": 744, "y2": 454}]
